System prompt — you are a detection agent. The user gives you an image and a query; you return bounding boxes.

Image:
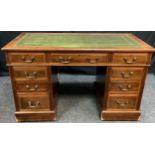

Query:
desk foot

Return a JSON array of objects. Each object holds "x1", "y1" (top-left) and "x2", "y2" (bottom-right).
[
  {"x1": 101, "y1": 110, "x2": 141, "y2": 121},
  {"x1": 15, "y1": 111, "x2": 56, "y2": 122},
  {"x1": 15, "y1": 118, "x2": 22, "y2": 122}
]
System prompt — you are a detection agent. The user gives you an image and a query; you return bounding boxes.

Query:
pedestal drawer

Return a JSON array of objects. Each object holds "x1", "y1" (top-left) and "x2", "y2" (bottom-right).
[
  {"x1": 17, "y1": 93, "x2": 51, "y2": 111},
  {"x1": 16, "y1": 83, "x2": 49, "y2": 92},
  {"x1": 110, "y1": 67, "x2": 144, "y2": 80},
  {"x1": 12, "y1": 67, "x2": 48, "y2": 81},
  {"x1": 109, "y1": 81, "x2": 141, "y2": 93},
  {"x1": 107, "y1": 94, "x2": 138, "y2": 110}
]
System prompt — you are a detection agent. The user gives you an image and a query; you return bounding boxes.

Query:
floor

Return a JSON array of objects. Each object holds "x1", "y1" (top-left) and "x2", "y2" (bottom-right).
[{"x1": 0, "y1": 72, "x2": 155, "y2": 123}]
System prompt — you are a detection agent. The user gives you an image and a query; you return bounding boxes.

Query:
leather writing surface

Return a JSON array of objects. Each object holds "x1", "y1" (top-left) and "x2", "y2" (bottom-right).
[{"x1": 16, "y1": 33, "x2": 143, "y2": 48}]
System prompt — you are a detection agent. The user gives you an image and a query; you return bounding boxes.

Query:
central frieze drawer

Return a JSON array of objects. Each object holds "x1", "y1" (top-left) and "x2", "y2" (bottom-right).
[
  {"x1": 49, "y1": 53, "x2": 109, "y2": 65},
  {"x1": 110, "y1": 67, "x2": 145, "y2": 80},
  {"x1": 12, "y1": 67, "x2": 48, "y2": 81},
  {"x1": 112, "y1": 53, "x2": 149, "y2": 65}
]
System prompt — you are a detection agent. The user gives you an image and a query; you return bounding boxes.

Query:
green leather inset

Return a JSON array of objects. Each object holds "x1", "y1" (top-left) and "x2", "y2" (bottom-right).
[{"x1": 16, "y1": 33, "x2": 142, "y2": 48}]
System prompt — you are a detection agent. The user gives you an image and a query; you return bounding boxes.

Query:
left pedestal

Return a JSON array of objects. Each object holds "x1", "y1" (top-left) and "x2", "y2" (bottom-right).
[{"x1": 9, "y1": 65, "x2": 57, "y2": 122}]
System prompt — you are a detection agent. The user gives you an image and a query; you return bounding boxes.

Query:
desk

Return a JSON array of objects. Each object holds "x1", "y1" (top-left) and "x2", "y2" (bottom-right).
[{"x1": 2, "y1": 33, "x2": 155, "y2": 121}]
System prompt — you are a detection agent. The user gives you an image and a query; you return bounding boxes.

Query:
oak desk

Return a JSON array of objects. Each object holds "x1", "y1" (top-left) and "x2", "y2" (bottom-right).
[{"x1": 2, "y1": 33, "x2": 155, "y2": 122}]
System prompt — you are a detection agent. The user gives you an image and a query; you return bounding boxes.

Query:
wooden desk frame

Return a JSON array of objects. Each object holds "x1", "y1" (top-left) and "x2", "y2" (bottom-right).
[{"x1": 1, "y1": 33, "x2": 155, "y2": 122}]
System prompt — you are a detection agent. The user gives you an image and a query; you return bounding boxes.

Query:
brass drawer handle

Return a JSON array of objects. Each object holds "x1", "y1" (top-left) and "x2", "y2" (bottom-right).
[
  {"x1": 123, "y1": 57, "x2": 137, "y2": 64},
  {"x1": 115, "y1": 100, "x2": 129, "y2": 107},
  {"x1": 119, "y1": 84, "x2": 132, "y2": 91},
  {"x1": 87, "y1": 58, "x2": 99, "y2": 64},
  {"x1": 58, "y1": 57, "x2": 73, "y2": 64},
  {"x1": 21, "y1": 55, "x2": 35, "y2": 63},
  {"x1": 25, "y1": 85, "x2": 39, "y2": 91},
  {"x1": 121, "y1": 71, "x2": 134, "y2": 78},
  {"x1": 27, "y1": 101, "x2": 40, "y2": 108},
  {"x1": 24, "y1": 71, "x2": 37, "y2": 79}
]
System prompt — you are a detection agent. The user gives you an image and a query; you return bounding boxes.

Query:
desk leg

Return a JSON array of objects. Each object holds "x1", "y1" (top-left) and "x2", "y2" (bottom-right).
[
  {"x1": 100, "y1": 66, "x2": 148, "y2": 121},
  {"x1": 10, "y1": 66, "x2": 58, "y2": 122}
]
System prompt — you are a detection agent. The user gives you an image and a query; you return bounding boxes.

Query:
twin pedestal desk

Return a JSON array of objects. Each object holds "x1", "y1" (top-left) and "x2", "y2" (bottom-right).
[{"x1": 2, "y1": 33, "x2": 155, "y2": 122}]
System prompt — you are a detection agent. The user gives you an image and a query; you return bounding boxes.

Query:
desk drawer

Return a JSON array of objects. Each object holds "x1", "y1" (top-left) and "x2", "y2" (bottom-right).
[
  {"x1": 17, "y1": 93, "x2": 50, "y2": 111},
  {"x1": 49, "y1": 53, "x2": 109, "y2": 65},
  {"x1": 110, "y1": 67, "x2": 144, "y2": 80},
  {"x1": 109, "y1": 81, "x2": 141, "y2": 93},
  {"x1": 107, "y1": 94, "x2": 137, "y2": 110},
  {"x1": 13, "y1": 67, "x2": 48, "y2": 81},
  {"x1": 16, "y1": 83, "x2": 49, "y2": 92},
  {"x1": 8, "y1": 52, "x2": 46, "y2": 64},
  {"x1": 112, "y1": 53, "x2": 149, "y2": 65}
]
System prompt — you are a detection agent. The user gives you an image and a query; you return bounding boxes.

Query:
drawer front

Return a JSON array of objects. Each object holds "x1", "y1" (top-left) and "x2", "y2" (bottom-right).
[
  {"x1": 107, "y1": 95, "x2": 137, "y2": 110},
  {"x1": 110, "y1": 67, "x2": 144, "y2": 80},
  {"x1": 50, "y1": 53, "x2": 109, "y2": 65},
  {"x1": 13, "y1": 67, "x2": 48, "y2": 81},
  {"x1": 109, "y1": 81, "x2": 141, "y2": 93},
  {"x1": 17, "y1": 93, "x2": 50, "y2": 111},
  {"x1": 112, "y1": 53, "x2": 149, "y2": 65},
  {"x1": 16, "y1": 83, "x2": 49, "y2": 92},
  {"x1": 8, "y1": 53, "x2": 46, "y2": 64}
]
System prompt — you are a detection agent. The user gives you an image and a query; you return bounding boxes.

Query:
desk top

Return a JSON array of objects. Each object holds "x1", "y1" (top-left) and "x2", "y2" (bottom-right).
[{"x1": 2, "y1": 33, "x2": 155, "y2": 52}]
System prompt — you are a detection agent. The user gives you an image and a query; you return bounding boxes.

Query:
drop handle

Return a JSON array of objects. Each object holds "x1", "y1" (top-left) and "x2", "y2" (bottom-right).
[
  {"x1": 115, "y1": 100, "x2": 129, "y2": 107},
  {"x1": 58, "y1": 57, "x2": 73, "y2": 64},
  {"x1": 21, "y1": 55, "x2": 35, "y2": 63},
  {"x1": 123, "y1": 57, "x2": 137, "y2": 64},
  {"x1": 119, "y1": 84, "x2": 132, "y2": 91},
  {"x1": 27, "y1": 101, "x2": 40, "y2": 108},
  {"x1": 121, "y1": 71, "x2": 134, "y2": 78},
  {"x1": 25, "y1": 85, "x2": 39, "y2": 91},
  {"x1": 24, "y1": 71, "x2": 37, "y2": 79}
]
